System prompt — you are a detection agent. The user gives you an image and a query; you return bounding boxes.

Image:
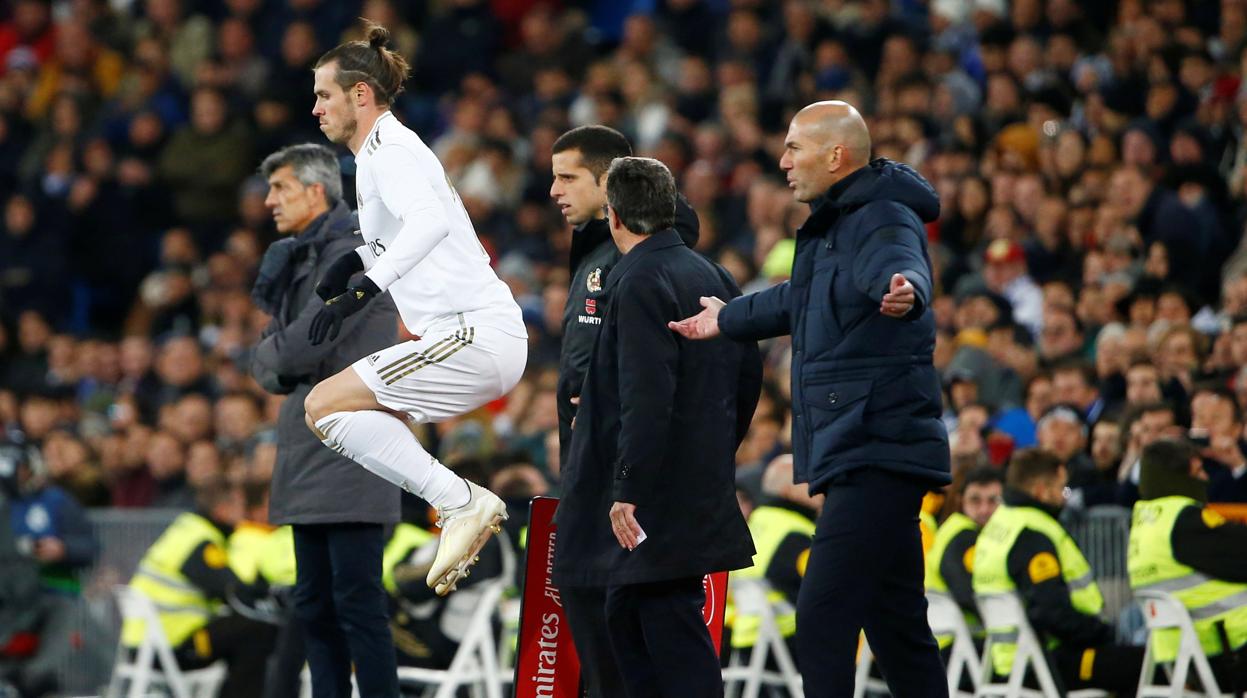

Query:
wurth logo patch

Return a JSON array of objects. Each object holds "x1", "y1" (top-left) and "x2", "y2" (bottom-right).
[{"x1": 585, "y1": 298, "x2": 597, "y2": 316}]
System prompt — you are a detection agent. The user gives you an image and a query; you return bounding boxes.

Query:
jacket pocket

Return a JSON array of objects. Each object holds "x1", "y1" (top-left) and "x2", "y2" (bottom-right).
[{"x1": 802, "y1": 378, "x2": 873, "y2": 459}]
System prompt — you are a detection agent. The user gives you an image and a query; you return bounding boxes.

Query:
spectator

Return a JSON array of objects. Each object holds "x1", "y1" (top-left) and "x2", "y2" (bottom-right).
[
  {"x1": 158, "y1": 87, "x2": 255, "y2": 242},
  {"x1": 147, "y1": 430, "x2": 193, "y2": 508},
  {"x1": 983, "y1": 238, "x2": 1044, "y2": 338},
  {"x1": 1051, "y1": 359, "x2": 1105, "y2": 424},
  {"x1": 0, "y1": 439, "x2": 98, "y2": 697},
  {"x1": 1189, "y1": 388, "x2": 1247, "y2": 503}
]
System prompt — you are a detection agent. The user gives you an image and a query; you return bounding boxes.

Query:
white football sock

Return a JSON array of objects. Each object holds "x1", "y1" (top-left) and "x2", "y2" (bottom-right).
[{"x1": 314, "y1": 410, "x2": 470, "y2": 509}]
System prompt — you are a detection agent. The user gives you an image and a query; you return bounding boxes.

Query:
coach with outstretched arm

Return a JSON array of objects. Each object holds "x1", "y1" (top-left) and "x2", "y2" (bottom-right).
[{"x1": 670, "y1": 100, "x2": 951, "y2": 698}]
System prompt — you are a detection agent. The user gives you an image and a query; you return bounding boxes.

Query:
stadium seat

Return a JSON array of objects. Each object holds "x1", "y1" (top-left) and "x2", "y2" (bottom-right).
[
  {"x1": 106, "y1": 585, "x2": 226, "y2": 698},
  {"x1": 974, "y1": 592, "x2": 1107, "y2": 698},
  {"x1": 853, "y1": 636, "x2": 891, "y2": 698},
  {"x1": 927, "y1": 592, "x2": 985, "y2": 698},
  {"x1": 1134, "y1": 590, "x2": 1233, "y2": 698},
  {"x1": 722, "y1": 577, "x2": 804, "y2": 698},
  {"x1": 852, "y1": 593, "x2": 984, "y2": 698},
  {"x1": 396, "y1": 580, "x2": 506, "y2": 698}
]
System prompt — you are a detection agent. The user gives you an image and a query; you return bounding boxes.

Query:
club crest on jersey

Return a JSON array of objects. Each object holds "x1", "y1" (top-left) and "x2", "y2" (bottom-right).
[
  {"x1": 586, "y1": 268, "x2": 603, "y2": 293},
  {"x1": 585, "y1": 298, "x2": 597, "y2": 316}
]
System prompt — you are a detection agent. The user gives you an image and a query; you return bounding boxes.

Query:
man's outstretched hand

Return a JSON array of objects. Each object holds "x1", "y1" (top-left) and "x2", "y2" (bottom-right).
[
  {"x1": 880, "y1": 273, "x2": 915, "y2": 318},
  {"x1": 667, "y1": 296, "x2": 725, "y2": 340}
]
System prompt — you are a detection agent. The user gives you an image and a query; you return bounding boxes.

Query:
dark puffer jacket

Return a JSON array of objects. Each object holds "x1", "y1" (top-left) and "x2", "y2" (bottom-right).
[{"x1": 719, "y1": 159, "x2": 951, "y2": 492}]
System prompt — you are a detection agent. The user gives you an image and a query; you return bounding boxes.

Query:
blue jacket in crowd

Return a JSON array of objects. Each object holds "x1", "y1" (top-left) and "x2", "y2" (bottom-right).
[{"x1": 719, "y1": 159, "x2": 951, "y2": 492}]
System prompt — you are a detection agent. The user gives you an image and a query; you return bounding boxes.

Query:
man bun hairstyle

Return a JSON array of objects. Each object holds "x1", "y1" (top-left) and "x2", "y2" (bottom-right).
[{"x1": 314, "y1": 22, "x2": 410, "y2": 106}]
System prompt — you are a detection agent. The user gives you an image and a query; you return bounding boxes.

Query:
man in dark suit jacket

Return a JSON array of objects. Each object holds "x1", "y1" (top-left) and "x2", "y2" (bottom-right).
[{"x1": 552, "y1": 156, "x2": 762, "y2": 698}]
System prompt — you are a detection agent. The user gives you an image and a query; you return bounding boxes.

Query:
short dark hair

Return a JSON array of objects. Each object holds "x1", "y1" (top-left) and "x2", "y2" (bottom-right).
[
  {"x1": 259, "y1": 143, "x2": 343, "y2": 204},
  {"x1": 605, "y1": 157, "x2": 677, "y2": 236},
  {"x1": 1141, "y1": 438, "x2": 1199, "y2": 475},
  {"x1": 1198, "y1": 387, "x2": 1244, "y2": 425},
  {"x1": 314, "y1": 23, "x2": 410, "y2": 106},
  {"x1": 1052, "y1": 358, "x2": 1095, "y2": 387},
  {"x1": 242, "y1": 479, "x2": 269, "y2": 510},
  {"x1": 962, "y1": 466, "x2": 1004, "y2": 493},
  {"x1": 1006, "y1": 448, "x2": 1064, "y2": 490},
  {"x1": 195, "y1": 477, "x2": 237, "y2": 513},
  {"x1": 552, "y1": 125, "x2": 632, "y2": 181}
]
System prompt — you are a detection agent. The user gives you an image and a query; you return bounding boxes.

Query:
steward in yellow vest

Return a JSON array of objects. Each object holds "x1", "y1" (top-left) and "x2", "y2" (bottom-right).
[
  {"x1": 731, "y1": 456, "x2": 819, "y2": 651},
  {"x1": 122, "y1": 480, "x2": 277, "y2": 698},
  {"x1": 228, "y1": 481, "x2": 296, "y2": 588},
  {"x1": 972, "y1": 448, "x2": 1143, "y2": 696},
  {"x1": 1130, "y1": 438, "x2": 1247, "y2": 692},
  {"x1": 925, "y1": 467, "x2": 1003, "y2": 648}
]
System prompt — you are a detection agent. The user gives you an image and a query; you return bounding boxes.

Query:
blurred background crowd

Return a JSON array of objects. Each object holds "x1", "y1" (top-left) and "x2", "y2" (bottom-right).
[{"x1": 3, "y1": 0, "x2": 1247, "y2": 585}]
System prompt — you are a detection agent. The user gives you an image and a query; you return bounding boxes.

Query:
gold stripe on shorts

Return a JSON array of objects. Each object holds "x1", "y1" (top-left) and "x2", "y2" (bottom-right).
[
  {"x1": 377, "y1": 334, "x2": 459, "y2": 382},
  {"x1": 383, "y1": 327, "x2": 475, "y2": 386}
]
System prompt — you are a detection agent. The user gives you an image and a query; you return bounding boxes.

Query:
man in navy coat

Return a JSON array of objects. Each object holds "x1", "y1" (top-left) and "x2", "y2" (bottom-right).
[
  {"x1": 553, "y1": 156, "x2": 761, "y2": 698},
  {"x1": 671, "y1": 101, "x2": 951, "y2": 698}
]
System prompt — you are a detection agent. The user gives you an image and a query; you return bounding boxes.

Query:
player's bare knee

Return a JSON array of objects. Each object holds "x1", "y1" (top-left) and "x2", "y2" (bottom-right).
[
  {"x1": 304, "y1": 383, "x2": 332, "y2": 424},
  {"x1": 304, "y1": 412, "x2": 325, "y2": 439}
]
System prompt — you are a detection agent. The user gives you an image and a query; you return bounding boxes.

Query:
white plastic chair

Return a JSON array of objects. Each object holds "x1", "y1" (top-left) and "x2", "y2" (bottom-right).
[
  {"x1": 106, "y1": 585, "x2": 226, "y2": 698},
  {"x1": 927, "y1": 592, "x2": 985, "y2": 698},
  {"x1": 854, "y1": 636, "x2": 892, "y2": 698},
  {"x1": 854, "y1": 593, "x2": 988, "y2": 698},
  {"x1": 1135, "y1": 590, "x2": 1233, "y2": 698},
  {"x1": 396, "y1": 581, "x2": 506, "y2": 698},
  {"x1": 722, "y1": 578, "x2": 804, "y2": 698},
  {"x1": 974, "y1": 592, "x2": 1107, "y2": 698}
]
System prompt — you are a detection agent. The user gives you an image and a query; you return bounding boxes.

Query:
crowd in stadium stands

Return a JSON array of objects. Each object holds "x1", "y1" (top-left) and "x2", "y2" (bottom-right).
[{"x1": 3, "y1": 0, "x2": 1247, "y2": 602}]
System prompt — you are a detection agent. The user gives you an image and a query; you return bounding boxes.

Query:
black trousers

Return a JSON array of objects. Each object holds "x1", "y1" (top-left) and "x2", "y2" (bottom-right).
[
  {"x1": 796, "y1": 467, "x2": 947, "y2": 698},
  {"x1": 562, "y1": 586, "x2": 629, "y2": 698},
  {"x1": 292, "y1": 523, "x2": 398, "y2": 698},
  {"x1": 604, "y1": 577, "x2": 722, "y2": 698},
  {"x1": 175, "y1": 615, "x2": 278, "y2": 698}
]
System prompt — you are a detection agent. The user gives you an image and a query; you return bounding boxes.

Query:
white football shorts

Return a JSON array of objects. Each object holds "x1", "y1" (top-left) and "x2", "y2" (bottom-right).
[{"x1": 351, "y1": 312, "x2": 527, "y2": 423}]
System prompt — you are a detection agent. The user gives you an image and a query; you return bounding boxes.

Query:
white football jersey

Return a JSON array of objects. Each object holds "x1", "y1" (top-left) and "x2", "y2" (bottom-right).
[{"x1": 354, "y1": 111, "x2": 525, "y2": 338}]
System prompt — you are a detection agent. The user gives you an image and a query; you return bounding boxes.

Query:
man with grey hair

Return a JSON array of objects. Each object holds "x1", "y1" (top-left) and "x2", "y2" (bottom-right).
[
  {"x1": 249, "y1": 143, "x2": 403, "y2": 698},
  {"x1": 552, "y1": 156, "x2": 761, "y2": 698}
]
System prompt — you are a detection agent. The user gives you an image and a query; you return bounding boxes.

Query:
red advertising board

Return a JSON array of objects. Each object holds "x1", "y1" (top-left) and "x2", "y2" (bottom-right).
[
  {"x1": 513, "y1": 497, "x2": 728, "y2": 698},
  {"x1": 513, "y1": 497, "x2": 580, "y2": 698}
]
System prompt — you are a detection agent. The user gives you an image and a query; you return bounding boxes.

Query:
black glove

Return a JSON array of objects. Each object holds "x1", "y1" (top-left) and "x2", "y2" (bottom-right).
[
  {"x1": 308, "y1": 277, "x2": 381, "y2": 345},
  {"x1": 251, "y1": 238, "x2": 301, "y2": 314},
  {"x1": 315, "y1": 251, "x2": 365, "y2": 301}
]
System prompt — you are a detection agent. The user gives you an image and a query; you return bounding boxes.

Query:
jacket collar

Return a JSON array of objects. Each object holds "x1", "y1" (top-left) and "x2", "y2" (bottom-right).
[
  {"x1": 1003, "y1": 488, "x2": 1064, "y2": 520},
  {"x1": 603, "y1": 228, "x2": 683, "y2": 292},
  {"x1": 295, "y1": 201, "x2": 354, "y2": 252}
]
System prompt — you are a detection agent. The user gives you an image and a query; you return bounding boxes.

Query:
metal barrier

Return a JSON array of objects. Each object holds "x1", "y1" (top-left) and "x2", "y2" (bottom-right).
[
  {"x1": 52, "y1": 509, "x2": 182, "y2": 696},
  {"x1": 1063, "y1": 505, "x2": 1142, "y2": 644}
]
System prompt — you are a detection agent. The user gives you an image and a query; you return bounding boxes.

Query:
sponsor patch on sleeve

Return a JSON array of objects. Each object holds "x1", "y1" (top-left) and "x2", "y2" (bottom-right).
[
  {"x1": 1027, "y1": 551, "x2": 1061, "y2": 584},
  {"x1": 1202, "y1": 509, "x2": 1227, "y2": 528},
  {"x1": 202, "y1": 544, "x2": 228, "y2": 569},
  {"x1": 963, "y1": 545, "x2": 976, "y2": 573}
]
